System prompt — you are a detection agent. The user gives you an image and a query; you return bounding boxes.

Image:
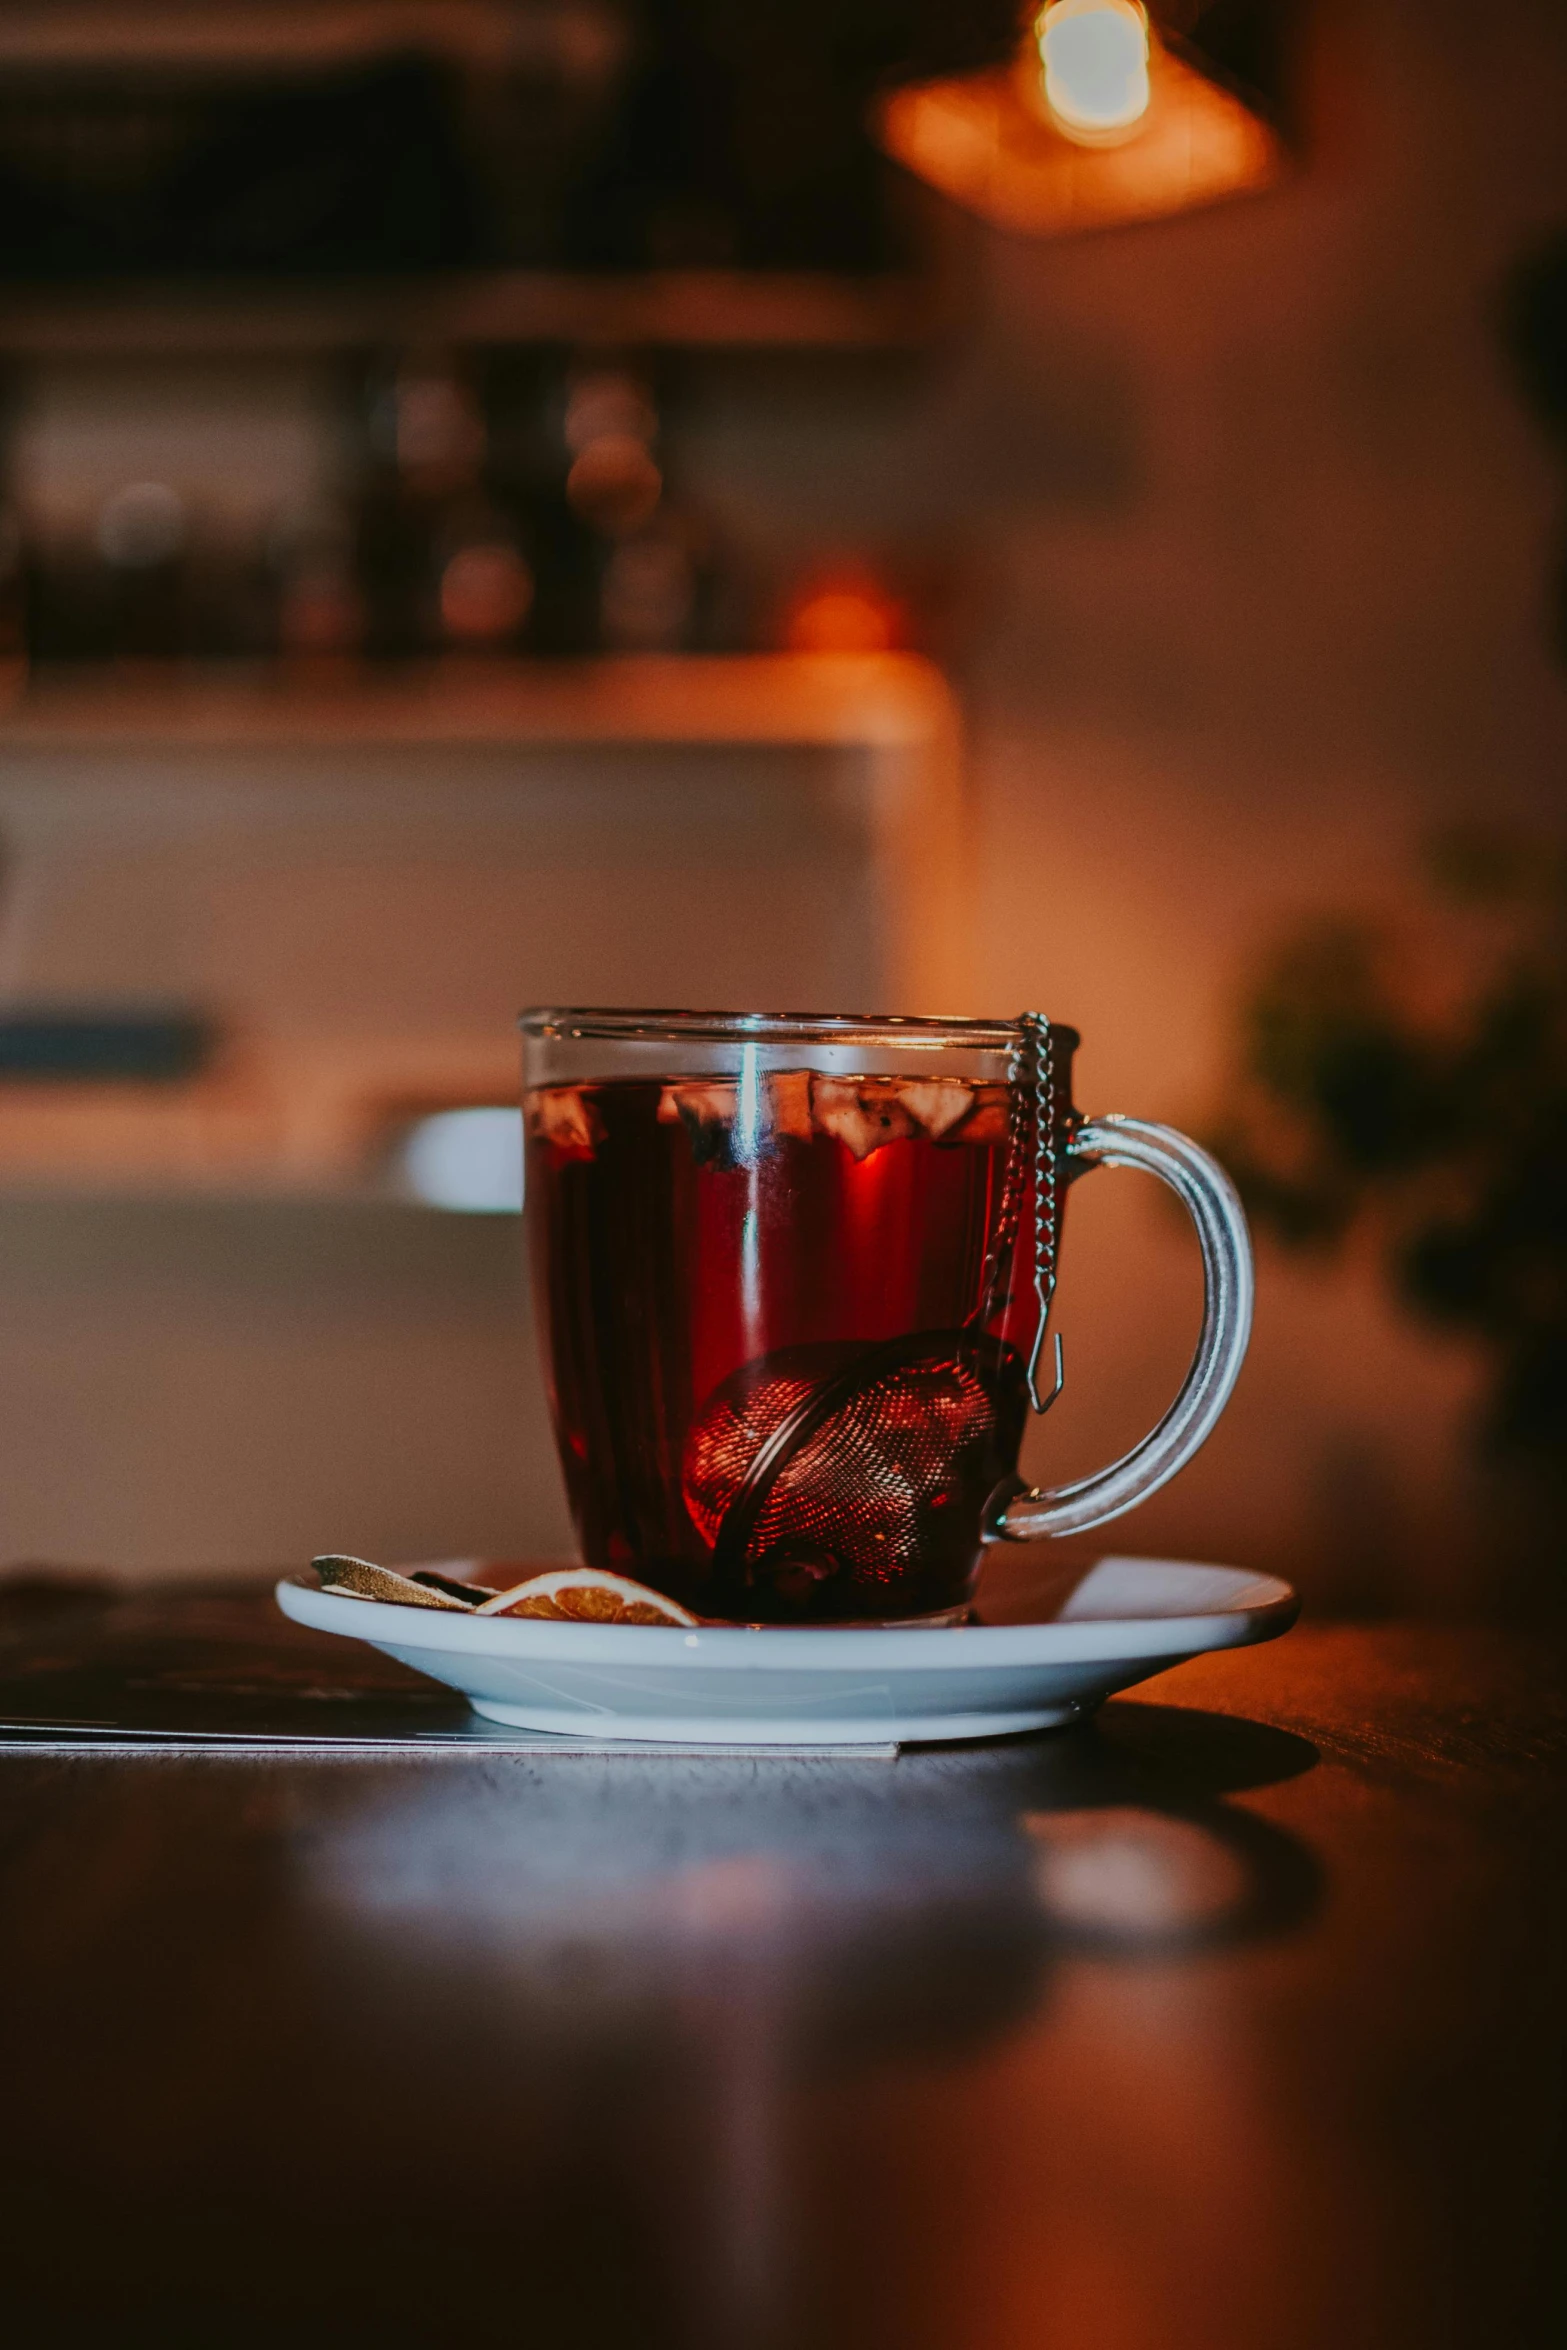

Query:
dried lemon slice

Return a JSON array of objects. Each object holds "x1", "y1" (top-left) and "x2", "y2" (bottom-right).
[{"x1": 476, "y1": 1568, "x2": 698, "y2": 1626}]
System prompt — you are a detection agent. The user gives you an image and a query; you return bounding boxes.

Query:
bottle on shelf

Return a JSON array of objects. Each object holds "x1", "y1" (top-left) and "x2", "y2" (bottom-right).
[
  {"x1": 352, "y1": 348, "x2": 534, "y2": 662},
  {"x1": 95, "y1": 482, "x2": 191, "y2": 662},
  {"x1": 484, "y1": 348, "x2": 733, "y2": 657},
  {"x1": 0, "y1": 503, "x2": 26, "y2": 698},
  {"x1": 269, "y1": 501, "x2": 368, "y2": 665}
]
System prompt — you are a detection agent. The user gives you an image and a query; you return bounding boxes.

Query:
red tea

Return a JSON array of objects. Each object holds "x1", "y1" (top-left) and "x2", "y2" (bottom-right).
[{"x1": 526, "y1": 1070, "x2": 1048, "y2": 1623}]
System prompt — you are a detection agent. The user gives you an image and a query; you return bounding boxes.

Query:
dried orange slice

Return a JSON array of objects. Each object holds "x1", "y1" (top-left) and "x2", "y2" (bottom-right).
[
  {"x1": 476, "y1": 1568, "x2": 698, "y2": 1626},
  {"x1": 810, "y1": 1076, "x2": 919, "y2": 1161},
  {"x1": 524, "y1": 1085, "x2": 604, "y2": 1158}
]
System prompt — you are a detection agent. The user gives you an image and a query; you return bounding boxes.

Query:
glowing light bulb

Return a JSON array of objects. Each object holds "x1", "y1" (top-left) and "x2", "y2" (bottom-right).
[{"x1": 1035, "y1": 0, "x2": 1151, "y2": 140}]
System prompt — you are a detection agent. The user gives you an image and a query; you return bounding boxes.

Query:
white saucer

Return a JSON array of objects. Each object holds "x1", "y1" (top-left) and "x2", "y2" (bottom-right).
[{"x1": 275, "y1": 1555, "x2": 1298, "y2": 1748}]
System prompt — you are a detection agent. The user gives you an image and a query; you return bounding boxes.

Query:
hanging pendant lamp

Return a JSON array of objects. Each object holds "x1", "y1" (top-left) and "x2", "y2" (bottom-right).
[{"x1": 877, "y1": 2, "x2": 1284, "y2": 238}]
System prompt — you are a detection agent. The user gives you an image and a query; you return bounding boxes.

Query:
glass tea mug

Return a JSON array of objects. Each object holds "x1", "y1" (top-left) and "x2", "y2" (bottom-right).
[{"x1": 521, "y1": 1009, "x2": 1252, "y2": 1625}]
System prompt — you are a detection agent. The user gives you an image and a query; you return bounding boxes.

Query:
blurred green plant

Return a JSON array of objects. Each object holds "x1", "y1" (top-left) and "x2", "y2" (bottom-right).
[
  {"x1": 1502, "y1": 226, "x2": 1567, "y2": 659},
  {"x1": 1212, "y1": 826, "x2": 1567, "y2": 1482}
]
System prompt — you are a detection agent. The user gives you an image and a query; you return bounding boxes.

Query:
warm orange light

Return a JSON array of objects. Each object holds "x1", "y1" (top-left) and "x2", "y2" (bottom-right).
[
  {"x1": 1035, "y1": 1, "x2": 1150, "y2": 142},
  {"x1": 783, "y1": 571, "x2": 905, "y2": 656}
]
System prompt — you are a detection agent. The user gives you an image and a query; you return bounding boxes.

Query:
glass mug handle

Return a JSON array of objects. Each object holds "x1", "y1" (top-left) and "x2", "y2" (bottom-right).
[{"x1": 984, "y1": 1115, "x2": 1254, "y2": 1542}]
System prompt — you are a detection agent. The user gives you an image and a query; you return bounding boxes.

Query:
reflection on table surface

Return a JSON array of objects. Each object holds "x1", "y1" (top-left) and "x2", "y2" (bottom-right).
[{"x1": 0, "y1": 1588, "x2": 1560, "y2": 2348}]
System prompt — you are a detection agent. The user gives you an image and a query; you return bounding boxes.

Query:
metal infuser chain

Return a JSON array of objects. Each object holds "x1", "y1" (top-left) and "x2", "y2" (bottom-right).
[
  {"x1": 971, "y1": 1011, "x2": 1065, "y2": 1415},
  {"x1": 1019, "y1": 1011, "x2": 1065, "y2": 1414}
]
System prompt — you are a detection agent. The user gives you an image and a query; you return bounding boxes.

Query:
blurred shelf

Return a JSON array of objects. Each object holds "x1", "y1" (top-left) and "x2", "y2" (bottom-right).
[
  {"x1": 0, "y1": 653, "x2": 972, "y2": 1201},
  {"x1": 0, "y1": 1032, "x2": 515, "y2": 1208},
  {"x1": 0, "y1": 271, "x2": 934, "y2": 359},
  {"x1": 0, "y1": 653, "x2": 959, "y2": 752}
]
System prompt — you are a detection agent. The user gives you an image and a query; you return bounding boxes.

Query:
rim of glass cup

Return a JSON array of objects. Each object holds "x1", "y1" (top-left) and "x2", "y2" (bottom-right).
[{"x1": 519, "y1": 1007, "x2": 1080, "y2": 1050}]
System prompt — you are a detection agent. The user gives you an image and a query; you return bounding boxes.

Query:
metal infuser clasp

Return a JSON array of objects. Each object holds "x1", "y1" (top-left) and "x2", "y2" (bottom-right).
[{"x1": 1028, "y1": 1326, "x2": 1067, "y2": 1416}]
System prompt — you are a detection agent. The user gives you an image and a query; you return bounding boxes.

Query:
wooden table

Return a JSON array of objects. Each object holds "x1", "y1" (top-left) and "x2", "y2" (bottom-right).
[{"x1": 0, "y1": 1585, "x2": 1561, "y2": 2347}]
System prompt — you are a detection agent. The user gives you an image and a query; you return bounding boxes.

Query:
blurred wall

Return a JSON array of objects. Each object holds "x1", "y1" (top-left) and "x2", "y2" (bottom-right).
[
  {"x1": 0, "y1": 734, "x2": 888, "y2": 1577},
  {"x1": 0, "y1": 1198, "x2": 572, "y2": 1576},
  {"x1": 674, "y1": 0, "x2": 1567, "y2": 1610},
  {"x1": 6, "y1": 0, "x2": 1567, "y2": 1609}
]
